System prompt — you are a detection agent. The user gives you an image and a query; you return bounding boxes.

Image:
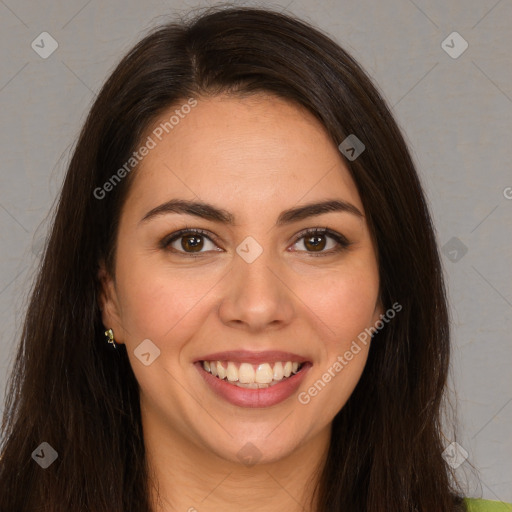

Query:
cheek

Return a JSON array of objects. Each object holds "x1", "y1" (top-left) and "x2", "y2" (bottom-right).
[
  {"x1": 114, "y1": 256, "x2": 216, "y2": 341},
  {"x1": 298, "y1": 276, "x2": 376, "y2": 421},
  {"x1": 296, "y1": 262, "x2": 379, "y2": 346},
  {"x1": 302, "y1": 350, "x2": 369, "y2": 425},
  {"x1": 294, "y1": 261, "x2": 378, "y2": 417}
]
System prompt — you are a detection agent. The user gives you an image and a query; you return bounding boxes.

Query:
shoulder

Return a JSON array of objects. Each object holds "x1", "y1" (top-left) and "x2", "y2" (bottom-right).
[{"x1": 464, "y1": 498, "x2": 512, "y2": 511}]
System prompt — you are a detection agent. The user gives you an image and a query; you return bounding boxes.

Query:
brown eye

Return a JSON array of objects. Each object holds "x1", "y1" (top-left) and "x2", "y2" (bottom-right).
[
  {"x1": 180, "y1": 234, "x2": 205, "y2": 252},
  {"x1": 162, "y1": 229, "x2": 220, "y2": 255},
  {"x1": 303, "y1": 233, "x2": 328, "y2": 252},
  {"x1": 291, "y1": 228, "x2": 350, "y2": 256}
]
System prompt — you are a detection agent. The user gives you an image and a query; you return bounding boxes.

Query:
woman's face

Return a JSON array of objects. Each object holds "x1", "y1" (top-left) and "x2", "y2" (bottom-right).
[{"x1": 99, "y1": 93, "x2": 382, "y2": 465}]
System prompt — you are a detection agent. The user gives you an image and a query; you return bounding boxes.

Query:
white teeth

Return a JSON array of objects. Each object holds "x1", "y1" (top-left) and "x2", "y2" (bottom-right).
[
  {"x1": 202, "y1": 360, "x2": 304, "y2": 385},
  {"x1": 238, "y1": 363, "x2": 255, "y2": 383},
  {"x1": 216, "y1": 361, "x2": 226, "y2": 380},
  {"x1": 235, "y1": 381, "x2": 262, "y2": 389},
  {"x1": 226, "y1": 361, "x2": 238, "y2": 382},
  {"x1": 273, "y1": 361, "x2": 284, "y2": 380},
  {"x1": 255, "y1": 363, "x2": 273, "y2": 384}
]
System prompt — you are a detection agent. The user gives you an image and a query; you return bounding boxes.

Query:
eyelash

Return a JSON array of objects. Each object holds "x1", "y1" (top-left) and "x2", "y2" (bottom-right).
[{"x1": 159, "y1": 226, "x2": 352, "y2": 258}]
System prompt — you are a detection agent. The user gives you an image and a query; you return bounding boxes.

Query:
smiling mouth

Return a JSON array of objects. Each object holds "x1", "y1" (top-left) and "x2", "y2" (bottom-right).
[{"x1": 200, "y1": 360, "x2": 308, "y2": 389}]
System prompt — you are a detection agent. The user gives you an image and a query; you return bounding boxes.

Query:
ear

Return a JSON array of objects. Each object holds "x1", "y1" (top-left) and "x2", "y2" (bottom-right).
[
  {"x1": 371, "y1": 293, "x2": 385, "y2": 326},
  {"x1": 97, "y1": 260, "x2": 125, "y2": 345}
]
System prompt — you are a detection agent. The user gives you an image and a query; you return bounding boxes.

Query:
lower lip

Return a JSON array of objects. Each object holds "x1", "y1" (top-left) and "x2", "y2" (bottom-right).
[{"x1": 195, "y1": 362, "x2": 312, "y2": 408}]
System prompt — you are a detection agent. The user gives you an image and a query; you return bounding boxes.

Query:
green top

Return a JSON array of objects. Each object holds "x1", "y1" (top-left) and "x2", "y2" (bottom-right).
[{"x1": 464, "y1": 498, "x2": 512, "y2": 511}]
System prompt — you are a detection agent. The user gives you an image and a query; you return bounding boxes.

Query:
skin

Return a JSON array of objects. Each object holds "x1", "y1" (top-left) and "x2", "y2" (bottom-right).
[{"x1": 98, "y1": 93, "x2": 383, "y2": 512}]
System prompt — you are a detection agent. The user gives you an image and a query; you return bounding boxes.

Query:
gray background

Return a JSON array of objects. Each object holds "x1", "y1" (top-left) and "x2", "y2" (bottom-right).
[{"x1": 0, "y1": 0, "x2": 511, "y2": 503}]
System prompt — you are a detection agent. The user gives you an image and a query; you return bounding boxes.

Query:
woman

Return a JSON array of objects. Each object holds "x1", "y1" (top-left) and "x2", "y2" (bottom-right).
[{"x1": 0, "y1": 6, "x2": 508, "y2": 512}]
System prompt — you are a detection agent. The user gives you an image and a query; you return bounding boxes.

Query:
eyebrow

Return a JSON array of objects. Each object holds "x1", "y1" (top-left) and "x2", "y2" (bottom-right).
[{"x1": 139, "y1": 198, "x2": 363, "y2": 226}]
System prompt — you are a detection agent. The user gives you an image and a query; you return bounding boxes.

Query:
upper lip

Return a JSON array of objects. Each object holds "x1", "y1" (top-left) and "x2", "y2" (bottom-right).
[{"x1": 194, "y1": 350, "x2": 311, "y2": 365}]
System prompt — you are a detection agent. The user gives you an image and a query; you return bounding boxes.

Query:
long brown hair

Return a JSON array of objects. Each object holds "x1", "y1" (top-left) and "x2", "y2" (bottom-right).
[{"x1": 0, "y1": 5, "x2": 467, "y2": 511}]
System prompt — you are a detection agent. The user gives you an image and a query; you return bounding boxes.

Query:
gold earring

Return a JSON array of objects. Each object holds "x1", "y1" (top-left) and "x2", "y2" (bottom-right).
[{"x1": 105, "y1": 328, "x2": 117, "y2": 348}]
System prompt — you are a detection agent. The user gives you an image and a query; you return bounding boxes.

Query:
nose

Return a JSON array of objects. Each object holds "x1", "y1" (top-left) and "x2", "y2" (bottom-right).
[{"x1": 217, "y1": 244, "x2": 295, "y2": 332}]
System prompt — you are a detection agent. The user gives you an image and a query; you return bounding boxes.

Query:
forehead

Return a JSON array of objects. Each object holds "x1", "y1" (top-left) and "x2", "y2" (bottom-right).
[{"x1": 125, "y1": 93, "x2": 364, "y2": 219}]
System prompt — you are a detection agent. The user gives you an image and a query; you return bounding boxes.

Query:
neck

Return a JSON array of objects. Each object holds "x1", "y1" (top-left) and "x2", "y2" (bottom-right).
[{"x1": 143, "y1": 413, "x2": 330, "y2": 512}]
